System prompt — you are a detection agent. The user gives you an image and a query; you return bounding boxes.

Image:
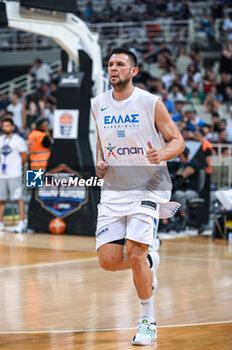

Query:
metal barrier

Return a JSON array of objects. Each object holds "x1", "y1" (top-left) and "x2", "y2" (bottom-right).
[{"x1": 212, "y1": 144, "x2": 232, "y2": 189}]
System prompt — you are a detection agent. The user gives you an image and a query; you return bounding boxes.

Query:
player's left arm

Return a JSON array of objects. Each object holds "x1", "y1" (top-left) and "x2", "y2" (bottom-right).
[{"x1": 146, "y1": 99, "x2": 185, "y2": 164}]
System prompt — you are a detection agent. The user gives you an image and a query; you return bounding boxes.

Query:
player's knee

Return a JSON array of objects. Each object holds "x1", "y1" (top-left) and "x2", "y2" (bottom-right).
[
  {"x1": 98, "y1": 254, "x2": 120, "y2": 271},
  {"x1": 127, "y1": 250, "x2": 146, "y2": 270}
]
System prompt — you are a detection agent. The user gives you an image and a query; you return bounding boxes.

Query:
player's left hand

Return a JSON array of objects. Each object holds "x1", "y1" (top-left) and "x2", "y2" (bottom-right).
[{"x1": 146, "y1": 141, "x2": 163, "y2": 164}]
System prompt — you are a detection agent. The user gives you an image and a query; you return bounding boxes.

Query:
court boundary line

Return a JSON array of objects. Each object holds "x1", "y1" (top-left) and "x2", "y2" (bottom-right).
[
  {"x1": 0, "y1": 256, "x2": 98, "y2": 272},
  {"x1": 0, "y1": 320, "x2": 231, "y2": 334},
  {"x1": 0, "y1": 254, "x2": 232, "y2": 273},
  {"x1": 0, "y1": 241, "x2": 93, "y2": 252}
]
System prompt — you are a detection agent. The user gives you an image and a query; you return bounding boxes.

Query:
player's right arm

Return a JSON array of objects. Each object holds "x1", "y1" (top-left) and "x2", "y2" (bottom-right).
[{"x1": 92, "y1": 111, "x2": 109, "y2": 179}]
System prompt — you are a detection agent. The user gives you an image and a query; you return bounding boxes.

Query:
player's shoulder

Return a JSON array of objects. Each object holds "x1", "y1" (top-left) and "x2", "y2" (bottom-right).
[
  {"x1": 135, "y1": 87, "x2": 160, "y2": 100},
  {"x1": 135, "y1": 88, "x2": 160, "y2": 107},
  {"x1": 92, "y1": 89, "x2": 111, "y2": 105}
]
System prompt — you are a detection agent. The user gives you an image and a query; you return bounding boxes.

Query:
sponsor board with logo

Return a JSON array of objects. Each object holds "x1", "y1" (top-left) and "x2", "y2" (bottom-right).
[{"x1": 53, "y1": 109, "x2": 79, "y2": 139}]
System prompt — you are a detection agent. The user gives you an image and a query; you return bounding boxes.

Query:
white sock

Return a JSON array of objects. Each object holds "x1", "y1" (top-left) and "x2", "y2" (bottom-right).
[{"x1": 139, "y1": 295, "x2": 154, "y2": 323}]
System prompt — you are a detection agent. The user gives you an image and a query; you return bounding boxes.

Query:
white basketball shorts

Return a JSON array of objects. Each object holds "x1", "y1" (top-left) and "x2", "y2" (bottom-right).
[{"x1": 96, "y1": 201, "x2": 160, "y2": 250}]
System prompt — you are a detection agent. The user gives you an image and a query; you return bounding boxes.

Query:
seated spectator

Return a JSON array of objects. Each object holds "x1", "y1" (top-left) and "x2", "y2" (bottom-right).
[
  {"x1": 183, "y1": 109, "x2": 206, "y2": 132},
  {"x1": 83, "y1": 1, "x2": 95, "y2": 21},
  {"x1": 161, "y1": 89, "x2": 175, "y2": 113},
  {"x1": 213, "y1": 128, "x2": 230, "y2": 157},
  {"x1": 0, "y1": 94, "x2": 10, "y2": 112},
  {"x1": 47, "y1": 80, "x2": 58, "y2": 106},
  {"x1": 29, "y1": 59, "x2": 52, "y2": 87},
  {"x1": 223, "y1": 12, "x2": 232, "y2": 42},
  {"x1": 181, "y1": 64, "x2": 202, "y2": 94},
  {"x1": 187, "y1": 87, "x2": 205, "y2": 104},
  {"x1": 172, "y1": 147, "x2": 202, "y2": 230},
  {"x1": 148, "y1": 78, "x2": 162, "y2": 95},
  {"x1": 226, "y1": 106, "x2": 232, "y2": 142},
  {"x1": 168, "y1": 84, "x2": 185, "y2": 102},
  {"x1": 219, "y1": 43, "x2": 232, "y2": 74},
  {"x1": 204, "y1": 86, "x2": 222, "y2": 113},
  {"x1": 25, "y1": 93, "x2": 45, "y2": 134},
  {"x1": 172, "y1": 98, "x2": 186, "y2": 122},
  {"x1": 161, "y1": 66, "x2": 176, "y2": 90},
  {"x1": 210, "y1": 112, "x2": 221, "y2": 141},
  {"x1": 199, "y1": 9, "x2": 214, "y2": 43},
  {"x1": 218, "y1": 73, "x2": 232, "y2": 100},
  {"x1": 133, "y1": 63, "x2": 152, "y2": 85},
  {"x1": 7, "y1": 92, "x2": 26, "y2": 134},
  {"x1": 203, "y1": 68, "x2": 218, "y2": 94}
]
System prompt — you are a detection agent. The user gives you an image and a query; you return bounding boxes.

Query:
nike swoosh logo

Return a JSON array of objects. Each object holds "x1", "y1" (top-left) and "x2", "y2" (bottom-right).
[{"x1": 101, "y1": 107, "x2": 109, "y2": 111}]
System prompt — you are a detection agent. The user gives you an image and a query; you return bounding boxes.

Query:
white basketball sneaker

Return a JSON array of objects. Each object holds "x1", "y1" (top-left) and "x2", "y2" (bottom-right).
[
  {"x1": 14, "y1": 221, "x2": 25, "y2": 233},
  {"x1": 131, "y1": 317, "x2": 157, "y2": 346},
  {"x1": 147, "y1": 250, "x2": 160, "y2": 291}
]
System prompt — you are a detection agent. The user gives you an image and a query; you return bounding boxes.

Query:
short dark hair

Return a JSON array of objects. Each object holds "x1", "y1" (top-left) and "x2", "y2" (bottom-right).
[
  {"x1": 2, "y1": 118, "x2": 14, "y2": 126},
  {"x1": 110, "y1": 48, "x2": 137, "y2": 67},
  {"x1": 3, "y1": 111, "x2": 13, "y2": 118}
]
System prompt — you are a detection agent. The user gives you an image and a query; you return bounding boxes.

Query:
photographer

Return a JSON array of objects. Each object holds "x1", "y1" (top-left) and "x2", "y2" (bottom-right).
[{"x1": 172, "y1": 147, "x2": 201, "y2": 231}]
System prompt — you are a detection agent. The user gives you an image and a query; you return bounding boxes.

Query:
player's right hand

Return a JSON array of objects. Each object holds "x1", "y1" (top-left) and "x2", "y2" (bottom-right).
[{"x1": 96, "y1": 160, "x2": 109, "y2": 179}]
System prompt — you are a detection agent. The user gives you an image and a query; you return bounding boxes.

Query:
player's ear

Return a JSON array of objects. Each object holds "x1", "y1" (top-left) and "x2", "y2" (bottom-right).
[{"x1": 131, "y1": 66, "x2": 139, "y2": 77}]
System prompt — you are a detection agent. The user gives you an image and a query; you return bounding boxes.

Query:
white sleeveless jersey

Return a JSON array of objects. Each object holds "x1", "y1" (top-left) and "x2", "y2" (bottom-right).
[{"x1": 91, "y1": 87, "x2": 172, "y2": 204}]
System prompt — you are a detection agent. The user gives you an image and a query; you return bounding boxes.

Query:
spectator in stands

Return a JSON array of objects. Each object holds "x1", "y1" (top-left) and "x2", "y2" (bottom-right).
[
  {"x1": 102, "y1": 0, "x2": 114, "y2": 22},
  {"x1": 0, "y1": 118, "x2": 27, "y2": 233},
  {"x1": 219, "y1": 43, "x2": 232, "y2": 74},
  {"x1": 83, "y1": 1, "x2": 95, "y2": 21},
  {"x1": 25, "y1": 93, "x2": 45, "y2": 135},
  {"x1": 161, "y1": 89, "x2": 175, "y2": 113},
  {"x1": 199, "y1": 9, "x2": 214, "y2": 43},
  {"x1": 167, "y1": 0, "x2": 181, "y2": 16},
  {"x1": 7, "y1": 92, "x2": 26, "y2": 134},
  {"x1": 226, "y1": 106, "x2": 232, "y2": 142},
  {"x1": 161, "y1": 66, "x2": 176, "y2": 90},
  {"x1": 172, "y1": 147, "x2": 201, "y2": 231},
  {"x1": 223, "y1": 12, "x2": 232, "y2": 42},
  {"x1": 210, "y1": 112, "x2": 221, "y2": 141},
  {"x1": 177, "y1": 3, "x2": 193, "y2": 20},
  {"x1": 28, "y1": 117, "x2": 53, "y2": 170},
  {"x1": 187, "y1": 87, "x2": 205, "y2": 104},
  {"x1": 213, "y1": 128, "x2": 230, "y2": 157},
  {"x1": 0, "y1": 111, "x2": 19, "y2": 134},
  {"x1": 46, "y1": 80, "x2": 58, "y2": 106},
  {"x1": 183, "y1": 109, "x2": 206, "y2": 132},
  {"x1": 181, "y1": 64, "x2": 202, "y2": 94},
  {"x1": 29, "y1": 59, "x2": 52, "y2": 87},
  {"x1": 0, "y1": 94, "x2": 10, "y2": 112},
  {"x1": 204, "y1": 86, "x2": 222, "y2": 113},
  {"x1": 168, "y1": 84, "x2": 185, "y2": 102},
  {"x1": 148, "y1": 78, "x2": 162, "y2": 94},
  {"x1": 194, "y1": 128, "x2": 214, "y2": 226},
  {"x1": 172, "y1": 97, "x2": 186, "y2": 122},
  {"x1": 218, "y1": 73, "x2": 232, "y2": 100},
  {"x1": 203, "y1": 68, "x2": 218, "y2": 95},
  {"x1": 133, "y1": 63, "x2": 152, "y2": 85},
  {"x1": 211, "y1": 1, "x2": 224, "y2": 21}
]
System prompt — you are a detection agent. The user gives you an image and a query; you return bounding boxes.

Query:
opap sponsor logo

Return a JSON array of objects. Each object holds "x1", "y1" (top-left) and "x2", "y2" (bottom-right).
[{"x1": 105, "y1": 143, "x2": 144, "y2": 158}]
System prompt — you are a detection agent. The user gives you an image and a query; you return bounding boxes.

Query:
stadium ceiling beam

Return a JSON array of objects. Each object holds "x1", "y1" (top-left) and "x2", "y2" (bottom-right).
[{"x1": 5, "y1": 1, "x2": 104, "y2": 95}]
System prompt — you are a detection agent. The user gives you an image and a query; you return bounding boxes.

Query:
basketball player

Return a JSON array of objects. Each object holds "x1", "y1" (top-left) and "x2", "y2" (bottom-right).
[{"x1": 91, "y1": 48, "x2": 184, "y2": 345}]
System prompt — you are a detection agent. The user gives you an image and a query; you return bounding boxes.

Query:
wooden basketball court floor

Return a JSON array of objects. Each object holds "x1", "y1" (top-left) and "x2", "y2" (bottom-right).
[{"x1": 0, "y1": 231, "x2": 231, "y2": 349}]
